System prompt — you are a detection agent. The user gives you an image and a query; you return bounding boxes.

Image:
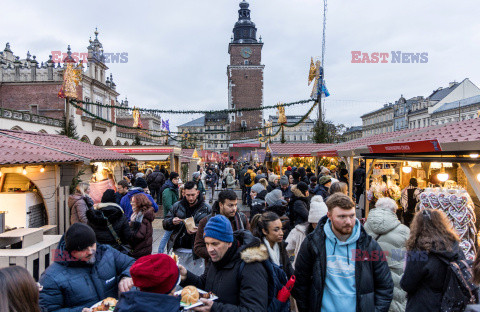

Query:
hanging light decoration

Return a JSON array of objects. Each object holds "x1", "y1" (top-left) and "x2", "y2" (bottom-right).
[
  {"x1": 469, "y1": 153, "x2": 479, "y2": 159},
  {"x1": 477, "y1": 173, "x2": 480, "y2": 182},
  {"x1": 40, "y1": 165, "x2": 45, "y2": 173},
  {"x1": 22, "y1": 167, "x2": 27, "y2": 175},
  {"x1": 402, "y1": 162, "x2": 412, "y2": 173},
  {"x1": 437, "y1": 164, "x2": 449, "y2": 182}
]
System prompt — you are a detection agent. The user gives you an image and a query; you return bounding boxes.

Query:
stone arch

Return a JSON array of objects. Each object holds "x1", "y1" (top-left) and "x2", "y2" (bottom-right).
[
  {"x1": 11, "y1": 126, "x2": 23, "y2": 131},
  {"x1": 80, "y1": 135, "x2": 91, "y2": 144},
  {"x1": 38, "y1": 129, "x2": 48, "y2": 134},
  {"x1": 123, "y1": 141, "x2": 130, "y2": 146},
  {"x1": 105, "y1": 138, "x2": 113, "y2": 146},
  {"x1": 93, "y1": 137, "x2": 103, "y2": 146},
  {"x1": 116, "y1": 140, "x2": 122, "y2": 146}
]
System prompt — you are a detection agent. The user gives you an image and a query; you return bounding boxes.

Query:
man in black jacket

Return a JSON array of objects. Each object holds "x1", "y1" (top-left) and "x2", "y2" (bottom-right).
[
  {"x1": 147, "y1": 165, "x2": 165, "y2": 204},
  {"x1": 179, "y1": 216, "x2": 268, "y2": 312},
  {"x1": 163, "y1": 181, "x2": 211, "y2": 275},
  {"x1": 353, "y1": 161, "x2": 366, "y2": 205},
  {"x1": 292, "y1": 193, "x2": 393, "y2": 312}
]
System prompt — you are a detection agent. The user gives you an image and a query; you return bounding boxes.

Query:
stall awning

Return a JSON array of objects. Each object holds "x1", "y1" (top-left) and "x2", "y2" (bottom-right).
[
  {"x1": 0, "y1": 129, "x2": 135, "y2": 165},
  {"x1": 269, "y1": 143, "x2": 332, "y2": 157},
  {"x1": 133, "y1": 155, "x2": 170, "y2": 161}
]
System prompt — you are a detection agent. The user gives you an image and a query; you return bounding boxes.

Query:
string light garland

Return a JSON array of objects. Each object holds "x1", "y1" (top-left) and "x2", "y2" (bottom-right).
[{"x1": 70, "y1": 98, "x2": 314, "y2": 115}]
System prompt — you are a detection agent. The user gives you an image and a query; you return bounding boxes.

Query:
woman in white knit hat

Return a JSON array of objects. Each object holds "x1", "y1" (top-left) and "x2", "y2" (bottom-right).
[{"x1": 285, "y1": 195, "x2": 327, "y2": 268}]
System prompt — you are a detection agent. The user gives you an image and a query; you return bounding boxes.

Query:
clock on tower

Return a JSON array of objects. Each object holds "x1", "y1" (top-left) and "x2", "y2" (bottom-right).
[{"x1": 227, "y1": 0, "x2": 264, "y2": 141}]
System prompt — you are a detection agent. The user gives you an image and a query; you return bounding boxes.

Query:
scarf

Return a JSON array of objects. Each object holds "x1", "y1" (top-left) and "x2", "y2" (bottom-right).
[
  {"x1": 130, "y1": 210, "x2": 144, "y2": 223},
  {"x1": 263, "y1": 237, "x2": 280, "y2": 266}
]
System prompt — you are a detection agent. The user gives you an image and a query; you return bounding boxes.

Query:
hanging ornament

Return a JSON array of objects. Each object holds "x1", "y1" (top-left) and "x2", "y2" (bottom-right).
[
  {"x1": 58, "y1": 62, "x2": 83, "y2": 99},
  {"x1": 132, "y1": 107, "x2": 143, "y2": 128},
  {"x1": 277, "y1": 104, "x2": 287, "y2": 124}
]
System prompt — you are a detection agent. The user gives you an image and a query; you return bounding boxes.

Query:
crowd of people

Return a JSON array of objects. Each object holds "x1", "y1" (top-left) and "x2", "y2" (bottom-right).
[{"x1": 2, "y1": 161, "x2": 480, "y2": 312}]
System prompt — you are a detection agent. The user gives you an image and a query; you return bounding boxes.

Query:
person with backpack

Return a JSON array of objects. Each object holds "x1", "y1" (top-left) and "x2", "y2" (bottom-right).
[
  {"x1": 192, "y1": 171, "x2": 206, "y2": 200},
  {"x1": 205, "y1": 168, "x2": 218, "y2": 204},
  {"x1": 244, "y1": 166, "x2": 256, "y2": 206},
  {"x1": 251, "y1": 211, "x2": 294, "y2": 279},
  {"x1": 146, "y1": 165, "x2": 165, "y2": 204},
  {"x1": 194, "y1": 190, "x2": 249, "y2": 261},
  {"x1": 178, "y1": 216, "x2": 270, "y2": 311},
  {"x1": 293, "y1": 193, "x2": 393, "y2": 312},
  {"x1": 225, "y1": 168, "x2": 236, "y2": 190},
  {"x1": 353, "y1": 161, "x2": 366, "y2": 206},
  {"x1": 400, "y1": 209, "x2": 475, "y2": 312},
  {"x1": 238, "y1": 164, "x2": 248, "y2": 204}
]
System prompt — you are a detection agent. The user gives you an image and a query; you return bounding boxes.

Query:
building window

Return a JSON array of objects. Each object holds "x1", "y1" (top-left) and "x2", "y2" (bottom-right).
[{"x1": 96, "y1": 102, "x2": 102, "y2": 118}]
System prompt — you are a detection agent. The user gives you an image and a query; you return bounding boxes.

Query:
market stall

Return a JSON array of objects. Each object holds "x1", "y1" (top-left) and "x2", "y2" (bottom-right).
[
  {"x1": 180, "y1": 149, "x2": 200, "y2": 182},
  {"x1": 267, "y1": 143, "x2": 332, "y2": 175},
  {"x1": 107, "y1": 146, "x2": 181, "y2": 175},
  {"x1": 361, "y1": 118, "x2": 480, "y2": 260}
]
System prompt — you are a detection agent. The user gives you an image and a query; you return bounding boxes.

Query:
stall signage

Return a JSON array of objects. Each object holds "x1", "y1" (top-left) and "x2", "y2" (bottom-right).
[
  {"x1": 231, "y1": 143, "x2": 261, "y2": 148},
  {"x1": 368, "y1": 140, "x2": 442, "y2": 154},
  {"x1": 109, "y1": 148, "x2": 173, "y2": 154},
  {"x1": 316, "y1": 150, "x2": 339, "y2": 157},
  {"x1": 291, "y1": 154, "x2": 313, "y2": 157}
]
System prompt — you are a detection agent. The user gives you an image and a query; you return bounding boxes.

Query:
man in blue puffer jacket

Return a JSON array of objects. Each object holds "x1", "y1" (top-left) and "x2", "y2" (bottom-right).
[
  {"x1": 120, "y1": 177, "x2": 158, "y2": 219},
  {"x1": 39, "y1": 223, "x2": 135, "y2": 312}
]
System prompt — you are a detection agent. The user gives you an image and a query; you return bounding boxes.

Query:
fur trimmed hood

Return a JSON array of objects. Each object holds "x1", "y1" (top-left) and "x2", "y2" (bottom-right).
[
  {"x1": 240, "y1": 244, "x2": 269, "y2": 264},
  {"x1": 291, "y1": 185, "x2": 307, "y2": 198}
]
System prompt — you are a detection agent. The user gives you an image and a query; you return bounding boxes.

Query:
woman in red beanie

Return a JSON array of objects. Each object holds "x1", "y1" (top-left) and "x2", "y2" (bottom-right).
[
  {"x1": 115, "y1": 254, "x2": 182, "y2": 311},
  {"x1": 129, "y1": 193, "x2": 155, "y2": 259}
]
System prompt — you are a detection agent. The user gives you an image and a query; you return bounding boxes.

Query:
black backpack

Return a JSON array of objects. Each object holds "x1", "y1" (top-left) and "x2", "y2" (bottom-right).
[
  {"x1": 238, "y1": 259, "x2": 290, "y2": 312},
  {"x1": 243, "y1": 172, "x2": 252, "y2": 185},
  {"x1": 438, "y1": 256, "x2": 478, "y2": 312}
]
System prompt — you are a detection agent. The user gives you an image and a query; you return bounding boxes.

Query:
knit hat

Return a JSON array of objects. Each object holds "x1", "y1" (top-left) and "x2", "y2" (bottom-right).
[
  {"x1": 101, "y1": 189, "x2": 116, "y2": 203},
  {"x1": 296, "y1": 181, "x2": 309, "y2": 195},
  {"x1": 309, "y1": 195, "x2": 328, "y2": 223},
  {"x1": 204, "y1": 215, "x2": 234, "y2": 243},
  {"x1": 155, "y1": 165, "x2": 160, "y2": 170},
  {"x1": 329, "y1": 165, "x2": 337, "y2": 171},
  {"x1": 130, "y1": 254, "x2": 180, "y2": 294},
  {"x1": 135, "y1": 172, "x2": 145, "y2": 179},
  {"x1": 280, "y1": 176, "x2": 289, "y2": 186},
  {"x1": 251, "y1": 183, "x2": 265, "y2": 194},
  {"x1": 265, "y1": 189, "x2": 285, "y2": 207},
  {"x1": 292, "y1": 171, "x2": 300, "y2": 181},
  {"x1": 286, "y1": 166, "x2": 292, "y2": 171},
  {"x1": 65, "y1": 223, "x2": 97, "y2": 252},
  {"x1": 192, "y1": 172, "x2": 201, "y2": 180},
  {"x1": 318, "y1": 176, "x2": 332, "y2": 185},
  {"x1": 134, "y1": 177, "x2": 148, "y2": 189},
  {"x1": 340, "y1": 168, "x2": 349, "y2": 176}
]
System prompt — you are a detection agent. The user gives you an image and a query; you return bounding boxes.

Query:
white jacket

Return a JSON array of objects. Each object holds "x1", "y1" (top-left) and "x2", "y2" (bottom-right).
[{"x1": 285, "y1": 222, "x2": 308, "y2": 269}]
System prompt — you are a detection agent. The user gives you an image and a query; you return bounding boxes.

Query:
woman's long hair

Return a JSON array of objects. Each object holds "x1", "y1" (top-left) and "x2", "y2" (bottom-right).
[
  {"x1": 76, "y1": 182, "x2": 90, "y2": 197},
  {"x1": 251, "y1": 211, "x2": 280, "y2": 239},
  {"x1": 406, "y1": 209, "x2": 459, "y2": 252},
  {"x1": 0, "y1": 266, "x2": 41, "y2": 312},
  {"x1": 132, "y1": 193, "x2": 153, "y2": 213}
]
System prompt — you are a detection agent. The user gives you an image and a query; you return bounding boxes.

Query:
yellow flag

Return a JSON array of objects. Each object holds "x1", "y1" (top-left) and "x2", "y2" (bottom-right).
[{"x1": 308, "y1": 57, "x2": 316, "y2": 85}]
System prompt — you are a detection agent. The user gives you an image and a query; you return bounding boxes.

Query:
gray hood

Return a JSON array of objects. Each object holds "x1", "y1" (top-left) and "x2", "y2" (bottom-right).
[{"x1": 364, "y1": 207, "x2": 401, "y2": 235}]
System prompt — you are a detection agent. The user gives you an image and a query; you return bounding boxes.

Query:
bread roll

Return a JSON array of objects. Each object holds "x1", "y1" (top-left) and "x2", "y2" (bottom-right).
[{"x1": 181, "y1": 286, "x2": 199, "y2": 305}]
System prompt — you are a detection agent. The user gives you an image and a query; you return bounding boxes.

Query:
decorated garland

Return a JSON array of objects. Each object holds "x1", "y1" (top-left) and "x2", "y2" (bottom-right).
[{"x1": 70, "y1": 98, "x2": 314, "y2": 115}]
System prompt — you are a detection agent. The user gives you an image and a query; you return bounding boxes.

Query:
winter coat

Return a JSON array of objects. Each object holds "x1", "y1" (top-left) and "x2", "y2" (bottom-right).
[
  {"x1": 162, "y1": 180, "x2": 179, "y2": 216},
  {"x1": 267, "y1": 181, "x2": 277, "y2": 193},
  {"x1": 250, "y1": 190, "x2": 267, "y2": 220},
  {"x1": 285, "y1": 222, "x2": 314, "y2": 268},
  {"x1": 353, "y1": 166, "x2": 366, "y2": 188},
  {"x1": 291, "y1": 186, "x2": 310, "y2": 226},
  {"x1": 163, "y1": 197, "x2": 211, "y2": 251},
  {"x1": 244, "y1": 169, "x2": 256, "y2": 188},
  {"x1": 205, "y1": 172, "x2": 218, "y2": 188},
  {"x1": 39, "y1": 237, "x2": 134, "y2": 312},
  {"x1": 68, "y1": 193, "x2": 94, "y2": 224},
  {"x1": 115, "y1": 290, "x2": 181, "y2": 312},
  {"x1": 365, "y1": 208, "x2": 410, "y2": 312},
  {"x1": 146, "y1": 170, "x2": 165, "y2": 190},
  {"x1": 226, "y1": 173, "x2": 236, "y2": 188},
  {"x1": 119, "y1": 188, "x2": 158, "y2": 219},
  {"x1": 194, "y1": 206, "x2": 250, "y2": 260},
  {"x1": 196, "y1": 179, "x2": 206, "y2": 196},
  {"x1": 313, "y1": 184, "x2": 329, "y2": 200},
  {"x1": 400, "y1": 242, "x2": 466, "y2": 312},
  {"x1": 181, "y1": 230, "x2": 269, "y2": 312},
  {"x1": 266, "y1": 200, "x2": 288, "y2": 217},
  {"x1": 115, "y1": 192, "x2": 126, "y2": 205},
  {"x1": 86, "y1": 203, "x2": 132, "y2": 250},
  {"x1": 262, "y1": 239, "x2": 294, "y2": 279},
  {"x1": 238, "y1": 167, "x2": 248, "y2": 187},
  {"x1": 293, "y1": 215, "x2": 394, "y2": 312},
  {"x1": 129, "y1": 207, "x2": 155, "y2": 259},
  {"x1": 278, "y1": 186, "x2": 293, "y2": 202}
]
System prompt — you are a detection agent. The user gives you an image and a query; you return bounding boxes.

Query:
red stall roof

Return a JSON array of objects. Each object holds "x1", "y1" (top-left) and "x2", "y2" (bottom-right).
[
  {"x1": 269, "y1": 143, "x2": 333, "y2": 157},
  {"x1": 0, "y1": 129, "x2": 135, "y2": 165}
]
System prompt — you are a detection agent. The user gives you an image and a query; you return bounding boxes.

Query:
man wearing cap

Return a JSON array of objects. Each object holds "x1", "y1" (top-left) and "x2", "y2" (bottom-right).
[
  {"x1": 329, "y1": 165, "x2": 339, "y2": 180},
  {"x1": 250, "y1": 183, "x2": 267, "y2": 220},
  {"x1": 192, "y1": 171, "x2": 206, "y2": 200},
  {"x1": 120, "y1": 177, "x2": 158, "y2": 219},
  {"x1": 314, "y1": 176, "x2": 332, "y2": 200},
  {"x1": 244, "y1": 166, "x2": 257, "y2": 207},
  {"x1": 115, "y1": 254, "x2": 182, "y2": 312},
  {"x1": 278, "y1": 175, "x2": 293, "y2": 204},
  {"x1": 179, "y1": 215, "x2": 269, "y2": 311},
  {"x1": 194, "y1": 190, "x2": 250, "y2": 261},
  {"x1": 39, "y1": 223, "x2": 135, "y2": 312}
]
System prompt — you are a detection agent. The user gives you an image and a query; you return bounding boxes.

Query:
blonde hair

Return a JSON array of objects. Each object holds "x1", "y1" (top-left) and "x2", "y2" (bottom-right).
[
  {"x1": 76, "y1": 182, "x2": 90, "y2": 196},
  {"x1": 259, "y1": 178, "x2": 268, "y2": 189}
]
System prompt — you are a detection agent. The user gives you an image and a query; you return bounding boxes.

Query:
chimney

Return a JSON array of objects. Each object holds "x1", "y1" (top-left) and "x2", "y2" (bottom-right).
[{"x1": 449, "y1": 81, "x2": 457, "y2": 88}]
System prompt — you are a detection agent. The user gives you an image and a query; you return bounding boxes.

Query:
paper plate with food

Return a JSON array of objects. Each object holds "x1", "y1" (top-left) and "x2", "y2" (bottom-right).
[
  {"x1": 90, "y1": 297, "x2": 117, "y2": 311},
  {"x1": 174, "y1": 286, "x2": 218, "y2": 310}
]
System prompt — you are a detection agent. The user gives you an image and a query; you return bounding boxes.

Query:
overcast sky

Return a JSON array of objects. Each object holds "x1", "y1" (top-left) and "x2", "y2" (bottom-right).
[{"x1": 1, "y1": 0, "x2": 480, "y2": 130}]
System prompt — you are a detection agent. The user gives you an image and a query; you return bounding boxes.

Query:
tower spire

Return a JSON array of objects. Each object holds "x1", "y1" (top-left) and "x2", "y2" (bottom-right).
[{"x1": 232, "y1": 0, "x2": 258, "y2": 44}]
